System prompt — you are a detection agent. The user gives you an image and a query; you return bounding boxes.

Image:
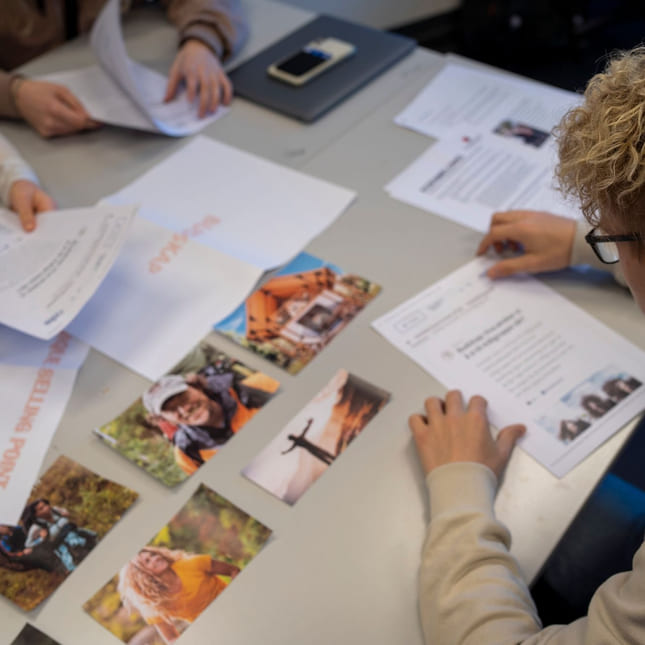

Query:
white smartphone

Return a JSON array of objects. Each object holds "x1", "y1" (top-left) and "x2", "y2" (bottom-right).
[{"x1": 267, "y1": 37, "x2": 356, "y2": 86}]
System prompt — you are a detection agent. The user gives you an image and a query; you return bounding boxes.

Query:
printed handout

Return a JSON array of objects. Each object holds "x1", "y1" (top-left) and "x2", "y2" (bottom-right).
[
  {"x1": 0, "y1": 329, "x2": 89, "y2": 525},
  {"x1": 372, "y1": 257, "x2": 645, "y2": 477},
  {"x1": 395, "y1": 63, "x2": 580, "y2": 142},
  {"x1": 94, "y1": 333, "x2": 280, "y2": 486},
  {"x1": 10, "y1": 624, "x2": 61, "y2": 645},
  {"x1": 108, "y1": 136, "x2": 357, "y2": 270},
  {"x1": 0, "y1": 204, "x2": 136, "y2": 339},
  {"x1": 386, "y1": 135, "x2": 580, "y2": 233},
  {"x1": 215, "y1": 252, "x2": 381, "y2": 374},
  {"x1": 67, "y1": 216, "x2": 263, "y2": 380},
  {"x1": 84, "y1": 484, "x2": 271, "y2": 644},
  {"x1": 387, "y1": 63, "x2": 582, "y2": 231},
  {"x1": 43, "y1": 0, "x2": 225, "y2": 136},
  {"x1": 0, "y1": 456, "x2": 138, "y2": 611},
  {"x1": 243, "y1": 369, "x2": 390, "y2": 504}
]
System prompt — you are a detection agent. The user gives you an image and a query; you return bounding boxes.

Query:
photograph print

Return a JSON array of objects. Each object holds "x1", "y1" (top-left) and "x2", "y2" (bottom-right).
[
  {"x1": 215, "y1": 252, "x2": 381, "y2": 375},
  {"x1": 0, "y1": 456, "x2": 138, "y2": 611},
  {"x1": 94, "y1": 334, "x2": 280, "y2": 486},
  {"x1": 243, "y1": 369, "x2": 390, "y2": 504},
  {"x1": 84, "y1": 484, "x2": 272, "y2": 645}
]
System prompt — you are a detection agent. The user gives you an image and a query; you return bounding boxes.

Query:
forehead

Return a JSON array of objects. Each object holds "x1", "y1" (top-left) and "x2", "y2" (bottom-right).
[{"x1": 161, "y1": 385, "x2": 204, "y2": 407}]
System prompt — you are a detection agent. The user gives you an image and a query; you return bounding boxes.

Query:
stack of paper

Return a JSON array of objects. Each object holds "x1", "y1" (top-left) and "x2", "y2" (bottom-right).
[{"x1": 386, "y1": 64, "x2": 583, "y2": 232}]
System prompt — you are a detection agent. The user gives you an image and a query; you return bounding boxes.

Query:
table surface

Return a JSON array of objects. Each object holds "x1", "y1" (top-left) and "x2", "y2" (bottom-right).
[{"x1": 2, "y1": 3, "x2": 644, "y2": 644}]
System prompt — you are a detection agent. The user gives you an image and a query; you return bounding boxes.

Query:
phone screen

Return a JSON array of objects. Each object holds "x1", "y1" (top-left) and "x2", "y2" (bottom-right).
[{"x1": 276, "y1": 49, "x2": 331, "y2": 77}]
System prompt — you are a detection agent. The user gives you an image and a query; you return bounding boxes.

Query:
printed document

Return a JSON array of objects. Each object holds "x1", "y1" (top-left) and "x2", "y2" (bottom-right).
[
  {"x1": 388, "y1": 64, "x2": 582, "y2": 231},
  {"x1": 67, "y1": 216, "x2": 263, "y2": 380},
  {"x1": 107, "y1": 136, "x2": 356, "y2": 270},
  {"x1": 43, "y1": 0, "x2": 225, "y2": 136},
  {"x1": 0, "y1": 329, "x2": 89, "y2": 524},
  {"x1": 372, "y1": 257, "x2": 645, "y2": 476},
  {"x1": 0, "y1": 204, "x2": 135, "y2": 339}
]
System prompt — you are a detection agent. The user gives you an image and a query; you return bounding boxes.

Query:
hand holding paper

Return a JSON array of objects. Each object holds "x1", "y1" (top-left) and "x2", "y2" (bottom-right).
[
  {"x1": 477, "y1": 210, "x2": 577, "y2": 279},
  {"x1": 8, "y1": 179, "x2": 55, "y2": 232},
  {"x1": 13, "y1": 78, "x2": 99, "y2": 138},
  {"x1": 165, "y1": 39, "x2": 233, "y2": 117}
]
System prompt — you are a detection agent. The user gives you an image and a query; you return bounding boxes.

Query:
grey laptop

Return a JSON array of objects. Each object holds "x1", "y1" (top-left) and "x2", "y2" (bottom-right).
[{"x1": 228, "y1": 15, "x2": 416, "y2": 122}]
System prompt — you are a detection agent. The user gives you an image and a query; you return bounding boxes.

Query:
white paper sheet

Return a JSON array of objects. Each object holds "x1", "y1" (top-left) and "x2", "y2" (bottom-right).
[
  {"x1": 0, "y1": 329, "x2": 89, "y2": 524},
  {"x1": 395, "y1": 63, "x2": 580, "y2": 141},
  {"x1": 388, "y1": 64, "x2": 582, "y2": 231},
  {"x1": 43, "y1": 0, "x2": 226, "y2": 136},
  {"x1": 0, "y1": 204, "x2": 136, "y2": 339},
  {"x1": 107, "y1": 136, "x2": 357, "y2": 270},
  {"x1": 386, "y1": 136, "x2": 580, "y2": 232},
  {"x1": 372, "y1": 257, "x2": 645, "y2": 477},
  {"x1": 67, "y1": 216, "x2": 263, "y2": 379}
]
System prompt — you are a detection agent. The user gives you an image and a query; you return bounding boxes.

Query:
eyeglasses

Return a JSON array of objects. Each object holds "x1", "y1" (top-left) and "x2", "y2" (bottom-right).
[{"x1": 584, "y1": 227, "x2": 641, "y2": 264}]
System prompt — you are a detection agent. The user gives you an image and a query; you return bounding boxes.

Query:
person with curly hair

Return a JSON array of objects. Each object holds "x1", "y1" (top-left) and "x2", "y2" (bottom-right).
[
  {"x1": 118, "y1": 546, "x2": 240, "y2": 643},
  {"x1": 411, "y1": 47, "x2": 645, "y2": 643}
]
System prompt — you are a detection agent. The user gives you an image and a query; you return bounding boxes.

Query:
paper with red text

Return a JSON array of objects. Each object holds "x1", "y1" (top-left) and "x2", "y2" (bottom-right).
[
  {"x1": 372, "y1": 257, "x2": 645, "y2": 477},
  {"x1": 0, "y1": 204, "x2": 135, "y2": 339},
  {"x1": 107, "y1": 136, "x2": 356, "y2": 270},
  {"x1": 0, "y1": 329, "x2": 89, "y2": 524},
  {"x1": 67, "y1": 216, "x2": 262, "y2": 379}
]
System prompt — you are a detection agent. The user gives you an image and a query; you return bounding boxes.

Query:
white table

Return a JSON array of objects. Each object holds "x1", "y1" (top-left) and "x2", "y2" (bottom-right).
[{"x1": 2, "y1": 3, "x2": 642, "y2": 644}]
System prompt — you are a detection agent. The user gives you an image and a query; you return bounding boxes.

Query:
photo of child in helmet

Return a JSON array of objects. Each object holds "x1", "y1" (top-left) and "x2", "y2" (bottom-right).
[{"x1": 95, "y1": 334, "x2": 280, "y2": 486}]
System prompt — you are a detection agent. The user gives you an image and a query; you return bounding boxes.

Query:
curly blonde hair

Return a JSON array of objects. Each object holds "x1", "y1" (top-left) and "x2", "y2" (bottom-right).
[
  {"x1": 118, "y1": 546, "x2": 186, "y2": 621},
  {"x1": 556, "y1": 46, "x2": 645, "y2": 237}
]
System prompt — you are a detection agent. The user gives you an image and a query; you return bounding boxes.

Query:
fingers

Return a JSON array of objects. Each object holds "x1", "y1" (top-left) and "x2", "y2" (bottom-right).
[
  {"x1": 12, "y1": 189, "x2": 36, "y2": 232},
  {"x1": 444, "y1": 390, "x2": 464, "y2": 415},
  {"x1": 198, "y1": 68, "x2": 211, "y2": 118},
  {"x1": 495, "y1": 424, "x2": 526, "y2": 465},
  {"x1": 220, "y1": 72, "x2": 233, "y2": 106},
  {"x1": 33, "y1": 188, "x2": 56, "y2": 213},
  {"x1": 487, "y1": 255, "x2": 539, "y2": 279},
  {"x1": 477, "y1": 222, "x2": 519, "y2": 256},
  {"x1": 165, "y1": 62, "x2": 181, "y2": 102}
]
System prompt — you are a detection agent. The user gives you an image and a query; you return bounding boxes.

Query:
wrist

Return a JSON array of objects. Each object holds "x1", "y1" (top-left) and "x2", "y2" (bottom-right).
[
  {"x1": 180, "y1": 22, "x2": 225, "y2": 60},
  {"x1": 8, "y1": 74, "x2": 26, "y2": 118}
]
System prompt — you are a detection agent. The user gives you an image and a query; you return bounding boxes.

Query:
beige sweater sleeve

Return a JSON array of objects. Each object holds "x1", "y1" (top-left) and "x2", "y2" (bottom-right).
[
  {"x1": 420, "y1": 462, "x2": 645, "y2": 644},
  {"x1": 0, "y1": 133, "x2": 38, "y2": 206}
]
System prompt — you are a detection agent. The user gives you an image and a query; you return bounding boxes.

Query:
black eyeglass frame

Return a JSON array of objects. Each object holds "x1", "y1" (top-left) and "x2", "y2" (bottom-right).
[{"x1": 584, "y1": 227, "x2": 641, "y2": 264}]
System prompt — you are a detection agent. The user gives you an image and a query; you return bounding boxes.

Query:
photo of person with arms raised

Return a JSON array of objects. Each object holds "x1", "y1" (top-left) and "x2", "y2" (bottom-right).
[{"x1": 410, "y1": 46, "x2": 645, "y2": 643}]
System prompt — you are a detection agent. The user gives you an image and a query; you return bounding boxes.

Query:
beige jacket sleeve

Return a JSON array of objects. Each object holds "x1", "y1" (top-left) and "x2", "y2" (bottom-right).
[
  {"x1": 161, "y1": 0, "x2": 248, "y2": 60},
  {"x1": 0, "y1": 133, "x2": 38, "y2": 206},
  {"x1": 420, "y1": 462, "x2": 645, "y2": 644}
]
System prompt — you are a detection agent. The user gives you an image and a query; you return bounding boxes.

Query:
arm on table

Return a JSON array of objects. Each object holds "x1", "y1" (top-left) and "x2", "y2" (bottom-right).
[{"x1": 410, "y1": 391, "x2": 645, "y2": 644}]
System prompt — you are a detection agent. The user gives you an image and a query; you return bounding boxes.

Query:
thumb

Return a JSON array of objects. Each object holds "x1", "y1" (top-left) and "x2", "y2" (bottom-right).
[
  {"x1": 495, "y1": 424, "x2": 526, "y2": 465},
  {"x1": 13, "y1": 188, "x2": 36, "y2": 232},
  {"x1": 487, "y1": 256, "x2": 534, "y2": 279}
]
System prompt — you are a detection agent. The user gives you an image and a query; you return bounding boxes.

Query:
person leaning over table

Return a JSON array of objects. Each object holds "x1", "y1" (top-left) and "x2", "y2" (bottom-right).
[
  {"x1": 0, "y1": 0, "x2": 248, "y2": 137},
  {"x1": 0, "y1": 131, "x2": 54, "y2": 231},
  {"x1": 409, "y1": 46, "x2": 645, "y2": 644}
]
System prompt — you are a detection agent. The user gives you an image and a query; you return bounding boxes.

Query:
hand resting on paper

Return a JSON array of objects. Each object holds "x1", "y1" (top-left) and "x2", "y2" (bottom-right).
[
  {"x1": 408, "y1": 390, "x2": 525, "y2": 478},
  {"x1": 9, "y1": 179, "x2": 55, "y2": 232},
  {"x1": 165, "y1": 39, "x2": 233, "y2": 118},
  {"x1": 477, "y1": 209, "x2": 576, "y2": 279},
  {"x1": 13, "y1": 78, "x2": 100, "y2": 138}
]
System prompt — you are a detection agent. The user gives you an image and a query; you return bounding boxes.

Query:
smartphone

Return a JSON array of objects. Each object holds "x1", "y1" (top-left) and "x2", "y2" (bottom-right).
[{"x1": 267, "y1": 37, "x2": 356, "y2": 86}]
